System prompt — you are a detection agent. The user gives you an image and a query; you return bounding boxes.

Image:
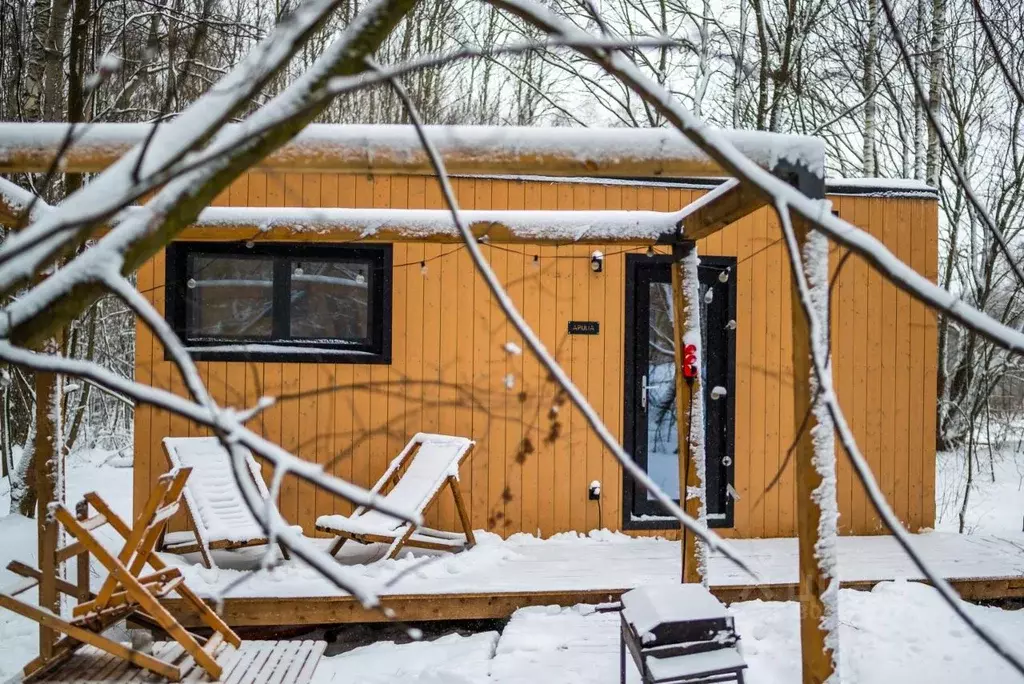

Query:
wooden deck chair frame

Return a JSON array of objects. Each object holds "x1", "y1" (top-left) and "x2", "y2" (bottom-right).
[
  {"x1": 160, "y1": 437, "x2": 292, "y2": 569},
  {"x1": 0, "y1": 468, "x2": 241, "y2": 682},
  {"x1": 315, "y1": 434, "x2": 476, "y2": 560}
]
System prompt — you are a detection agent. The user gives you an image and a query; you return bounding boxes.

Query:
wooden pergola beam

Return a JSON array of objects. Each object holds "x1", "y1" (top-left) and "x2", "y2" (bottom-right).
[
  {"x1": 6, "y1": 180, "x2": 769, "y2": 244},
  {"x1": 172, "y1": 207, "x2": 685, "y2": 244},
  {"x1": 679, "y1": 179, "x2": 768, "y2": 241},
  {"x1": 671, "y1": 241, "x2": 705, "y2": 586},
  {"x1": 0, "y1": 123, "x2": 825, "y2": 178}
]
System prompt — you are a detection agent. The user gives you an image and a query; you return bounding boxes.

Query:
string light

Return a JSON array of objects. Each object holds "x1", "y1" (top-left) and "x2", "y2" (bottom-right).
[
  {"x1": 646, "y1": 246, "x2": 655, "y2": 257},
  {"x1": 532, "y1": 254, "x2": 540, "y2": 268},
  {"x1": 420, "y1": 260, "x2": 428, "y2": 275}
]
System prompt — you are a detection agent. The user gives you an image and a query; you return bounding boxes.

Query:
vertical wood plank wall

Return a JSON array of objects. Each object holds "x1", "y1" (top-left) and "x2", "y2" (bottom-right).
[{"x1": 133, "y1": 174, "x2": 939, "y2": 538}]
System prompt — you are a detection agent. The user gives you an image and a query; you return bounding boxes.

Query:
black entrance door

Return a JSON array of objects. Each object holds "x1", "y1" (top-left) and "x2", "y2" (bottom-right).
[{"x1": 623, "y1": 254, "x2": 736, "y2": 529}]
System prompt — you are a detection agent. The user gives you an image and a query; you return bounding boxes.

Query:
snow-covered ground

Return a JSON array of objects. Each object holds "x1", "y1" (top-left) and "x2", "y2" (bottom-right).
[
  {"x1": 936, "y1": 448, "x2": 1024, "y2": 535},
  {"x1": 312, "y1": 584, "x2": 1024, "y2": 684},
  {"x1": 1, "y1": 447, "x2": 1022, "y2": 682}
]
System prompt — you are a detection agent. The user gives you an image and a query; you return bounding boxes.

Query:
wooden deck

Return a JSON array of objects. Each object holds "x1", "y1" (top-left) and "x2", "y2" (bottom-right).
[
  {"x1": 27, "y1": 639, "x2": 325, "y2": 683},
  {"x1": 162, "y1": 533, "x2": 1024, "y2": 628}
]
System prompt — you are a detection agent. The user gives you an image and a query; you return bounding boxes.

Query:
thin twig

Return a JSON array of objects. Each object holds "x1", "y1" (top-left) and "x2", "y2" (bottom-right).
[{"x1": 375, "y1": 57, "x2": 753, "y2": 577}]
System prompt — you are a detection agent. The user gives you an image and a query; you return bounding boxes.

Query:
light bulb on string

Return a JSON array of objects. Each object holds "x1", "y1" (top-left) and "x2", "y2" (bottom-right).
[{"x1": 420, "y1": 260, "x2": 428, "y2": 276}]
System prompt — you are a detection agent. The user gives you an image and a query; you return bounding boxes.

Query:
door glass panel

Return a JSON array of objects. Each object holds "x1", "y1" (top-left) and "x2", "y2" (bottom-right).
[{"x1": 646, "y1": 281, "x2": 680, "y2": 499}]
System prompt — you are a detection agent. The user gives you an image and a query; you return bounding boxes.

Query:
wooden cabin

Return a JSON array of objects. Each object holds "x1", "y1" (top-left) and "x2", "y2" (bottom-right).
[
  {"x1": 0, "y1": 123, "x2": 939, "y2": 541},
  {"x1": 128, "y1": 163, "x2": 937, "y2": 541}
]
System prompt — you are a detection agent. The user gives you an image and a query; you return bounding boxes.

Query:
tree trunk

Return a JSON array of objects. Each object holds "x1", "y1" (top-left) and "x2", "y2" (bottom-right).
[
  {"x1": 12, "y1": 410, "x2": 37, "y2": 516},
  {"x1": 926, "y1": 0, "x2": 946, "y2": 185},
  {"x1": 863, "y1": 0, "x2": 878, "y2": 176},
  {"x1": 41, "y1": 0, "x2": 71, "y2": 122},
  {"x1": 693, "y1": 0, "x2": 712, "y2": 119},
  {"x1": 733, "y1": 0, "x2": 749, "y2": 128},
  {"x1": 23, "y1": 0, "x2": 51, "y2": 122},
  {"x1": 913, "y1": 0, "x2": 927, "y2": 180},
  {"x1": 751, "y1": 0, "x2": 770, "y2": 130},
  {"x1": 768, "y1": 0, "x2": 799, "y2": 132},
  {"x1": 958, "y1": 426, "x2": 974, "y2": 533}
]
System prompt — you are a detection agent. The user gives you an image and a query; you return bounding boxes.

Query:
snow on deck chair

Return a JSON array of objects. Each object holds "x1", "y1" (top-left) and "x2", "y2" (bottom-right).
[
  {"x1": 161, "y1": 436, "x2": 297, "y2": 569},
  {"x1": 315, "y1": 433, "x2": 476, "y2": 560},
  {"x1": 0, "y1": 468, "x2": 241, "y2": 682}
]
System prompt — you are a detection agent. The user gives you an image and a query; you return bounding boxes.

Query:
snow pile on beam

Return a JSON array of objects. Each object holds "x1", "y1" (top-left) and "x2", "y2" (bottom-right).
[
  {"x1": 804, "y1": 227, "x2": 842, "y2": 673},
  {"x1": 825, "y1": 177, "x2": 937, "y2": 198},
  {"x1": 185, "y1": 205, "x2": 682, "y2": 242},
  {"x1": 0, "y1": 123, "x2": 826, "y2": 178}
]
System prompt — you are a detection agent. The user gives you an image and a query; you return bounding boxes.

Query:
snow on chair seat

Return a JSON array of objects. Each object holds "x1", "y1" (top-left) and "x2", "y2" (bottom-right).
[
  {"x1": 315, "y1": 433, "x2": 476, "y2": 560},
  {"x1": 162, "y1": 436, "x2": 297, "y2": 569}
]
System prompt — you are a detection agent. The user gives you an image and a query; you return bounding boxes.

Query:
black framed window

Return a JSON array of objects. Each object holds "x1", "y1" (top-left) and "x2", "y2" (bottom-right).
[{"x1": 166, "y1": 242, "x2": 392, "y2": 363}]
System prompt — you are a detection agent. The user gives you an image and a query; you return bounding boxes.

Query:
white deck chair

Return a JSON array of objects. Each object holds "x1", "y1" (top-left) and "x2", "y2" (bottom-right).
[
  {"x1": 161, "y1": 437, "x2": 297, "y2": 569},
  {"x1": 315, "y1": 433, "x2": 476, "y2": 559}
]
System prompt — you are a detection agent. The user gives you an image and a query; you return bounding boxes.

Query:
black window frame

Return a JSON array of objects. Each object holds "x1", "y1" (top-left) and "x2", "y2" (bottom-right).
[
  {"x1": 622, "y1": 253, "x2": 737, "y2": 530},
  {"x1": 166, "y1": 242, "x2": 392, "y2": 364}
]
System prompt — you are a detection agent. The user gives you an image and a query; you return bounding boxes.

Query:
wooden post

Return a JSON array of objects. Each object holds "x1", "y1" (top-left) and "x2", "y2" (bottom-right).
[
  {"x1": 75, "y1": 499, "x2": 91, "y2": 604},
  {"x1": 34, "y1": 348, "x2": 63, "y2": 659},
  {"x1": 791, "y1": 219, "x2": 837, "y2": 683},
  {"x1": 671, "y1": 242, "x2": 705, "y2": 585}
]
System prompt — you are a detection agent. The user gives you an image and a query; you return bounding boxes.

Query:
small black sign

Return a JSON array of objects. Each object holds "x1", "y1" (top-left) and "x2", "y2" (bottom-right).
[{"x1": 568, "y1": 320, "x2": 600, "y2": 335}]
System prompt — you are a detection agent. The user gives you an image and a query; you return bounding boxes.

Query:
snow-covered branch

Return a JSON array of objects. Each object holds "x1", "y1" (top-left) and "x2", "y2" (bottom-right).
[
  {"x1": 488, "y1": 0, "x2": 1024, "y2": 672},
  {"x1": 0, "y1": 0, "x2": 422, "y2": 352},
  {"x1": 377, "y1": 59, "x2": 753, "y2": 578},
  {"x1": 776, "y1": 202, "x2": 1024, "y2": 676},
  {"x1": 488, "y1": 0, "x2": 1024, "y2": 359},
  {"x1": 0, "y1": 178, "x2": 51, "y2": 226},
  {"x1": 0, "y1": 0, "x2": 349, "y2": 296}
]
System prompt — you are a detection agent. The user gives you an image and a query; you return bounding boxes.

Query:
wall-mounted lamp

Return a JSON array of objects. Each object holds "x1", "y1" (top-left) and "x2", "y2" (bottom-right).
[{"x1": 591, "y1": 250, "x2": 604, "y2": 273}]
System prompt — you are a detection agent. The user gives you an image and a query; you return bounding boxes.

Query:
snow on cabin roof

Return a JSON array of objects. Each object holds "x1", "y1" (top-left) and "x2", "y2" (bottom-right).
[
  {"x1": 826, "y1": 176, "x2": 937, "y2": 198},
  {"x1": 0, "y1": 122, "x2": 826, "y2": 178},
  {"x1": 458, "y1": 173, "x2": 939, "y2": 199}
]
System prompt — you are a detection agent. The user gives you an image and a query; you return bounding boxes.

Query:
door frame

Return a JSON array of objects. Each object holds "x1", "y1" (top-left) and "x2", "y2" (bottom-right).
[{"x1": 622, "y1": 252, "x2": 737, "y2": 530}]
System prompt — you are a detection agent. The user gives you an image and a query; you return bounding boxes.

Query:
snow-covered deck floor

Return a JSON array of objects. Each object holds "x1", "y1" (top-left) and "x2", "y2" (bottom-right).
[{"x1": 164, "y1": 531, "x2": 1024, "y2": 627}]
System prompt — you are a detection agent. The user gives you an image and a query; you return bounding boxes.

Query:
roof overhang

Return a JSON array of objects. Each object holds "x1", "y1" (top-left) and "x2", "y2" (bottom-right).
[{"x1": 0, "y1": 123, "x2": 826, "y2": 180}]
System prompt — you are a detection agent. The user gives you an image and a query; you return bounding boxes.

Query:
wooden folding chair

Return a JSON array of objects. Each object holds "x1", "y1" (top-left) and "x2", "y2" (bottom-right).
[
  {"x1": 0, "y1": 468, "x2": 241, "y2": 682},
  {"x1": 160, "y1": 437, "x2": 295, "y2": 569},
  {"x1": 315, "y1": 433, "x2": 476, "y2": 559}
]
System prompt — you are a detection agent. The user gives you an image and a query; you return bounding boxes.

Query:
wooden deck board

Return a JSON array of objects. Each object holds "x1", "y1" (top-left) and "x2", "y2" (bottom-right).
[
  {"x1": 161, "y1": 533, "x2": 1024, "y2": 627},
  {"x1": 28, "y1": 640, "x2": 325, "y2": 683}
]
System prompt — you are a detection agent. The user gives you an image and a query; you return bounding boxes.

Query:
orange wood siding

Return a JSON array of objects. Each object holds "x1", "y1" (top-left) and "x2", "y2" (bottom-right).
[{"x1": 134, "y1": 174, "x2": 939, "y2": 538}]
